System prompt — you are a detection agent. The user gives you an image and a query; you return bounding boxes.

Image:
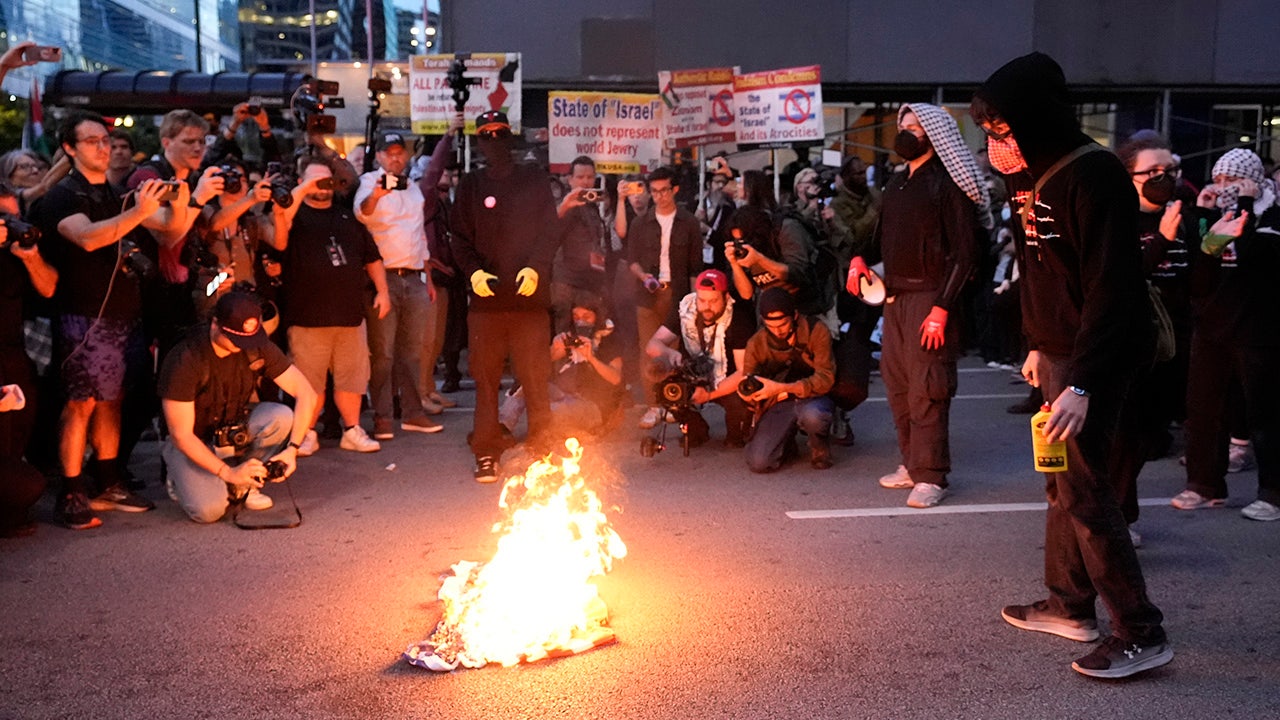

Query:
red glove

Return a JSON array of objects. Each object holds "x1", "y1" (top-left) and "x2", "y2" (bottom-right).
[
  {"x1": 919, "y1": 306, "x2": 948, "y2": 350},
  {"x1": 846, "y1": 256, "x2": 870, "y2": 296}
]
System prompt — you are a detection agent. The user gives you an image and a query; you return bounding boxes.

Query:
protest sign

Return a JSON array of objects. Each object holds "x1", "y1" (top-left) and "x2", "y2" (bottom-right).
[
  {"x1": 410, "y1": 53, "x2": 521, "y2": 135},
  {"x1": 548, "y1": 91, "x2": 664, "y2": 174},
  {"x1": 733, "y1": 65, "x2": 823, "y2": 146},
  {"x1": 658, "y1": 67, "x2": 736, "y2": 149}
]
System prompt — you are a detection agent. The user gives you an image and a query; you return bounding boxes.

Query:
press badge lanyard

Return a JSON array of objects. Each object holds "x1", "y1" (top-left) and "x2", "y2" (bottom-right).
[{"x1": 324, "y1": 212, "x2": 348, "y2": 267}]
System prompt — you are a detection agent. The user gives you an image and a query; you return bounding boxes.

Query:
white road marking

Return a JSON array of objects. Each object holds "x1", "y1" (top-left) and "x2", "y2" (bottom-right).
[
  {"x1": 788, "y1": 498, "x2": 1170, "y2": 520},
  {"x1": 863, "y1": 393, "x2": 1028, "y2": 403}
]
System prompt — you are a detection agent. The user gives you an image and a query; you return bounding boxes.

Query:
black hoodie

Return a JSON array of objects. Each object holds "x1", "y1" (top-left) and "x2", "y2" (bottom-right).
[{"x1": 975, "y1": 53, "x2": 1152, "y2": 395}]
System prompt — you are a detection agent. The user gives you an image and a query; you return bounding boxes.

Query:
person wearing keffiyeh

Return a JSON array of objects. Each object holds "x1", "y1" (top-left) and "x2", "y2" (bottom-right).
[{"x1": 846, "y1": 103, "x2": 984, "y2": 510}]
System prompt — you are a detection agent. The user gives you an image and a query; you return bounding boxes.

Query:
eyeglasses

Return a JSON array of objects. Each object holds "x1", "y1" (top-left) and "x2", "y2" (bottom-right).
[
  {"x1": 1131, "y1": 165, "x2": 1180, "y2": 180},
  {"x1": 11, "y1": 161, "x2": 41, "y2": 173},
  {"x1": 76, "y1": 136, "x2": 111, "y2": 148},
  {"x1": 978, "y1": 119, "x2": 1013, "y2": 141},
  {"x1": 649, "y1": 186, "x2": 675, "y2": 196}
]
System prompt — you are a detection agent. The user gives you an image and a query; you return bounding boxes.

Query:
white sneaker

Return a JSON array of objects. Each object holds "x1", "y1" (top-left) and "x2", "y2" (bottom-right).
[
  {"x1": 340, "y1": 425, "x2": 381, "y2": 452},
  {"x1": 296, "y1": 429, "x2": 319, "y2": 457},
  {"x1": 1227, "y1": 441, "x2": 1255, "y2": 473},
  {"x1": 907, "y1": 482, "x2": 948, "y2": 508},
  {"x1": 638, "y1": 406, "x2": 662, "y2": 429},
  {"x1": 1170, "y1": 489, "x2": 1226, "y2": 510},
  {"x1": 878, "y1": 465, "x2": 913, "y2": 489},
  {"x1": 1241, "y1": 500, "x2": 1280, "y2": 522},
  {"x1": 244, "y1": 488, "x2": 273, "y2": 511}
]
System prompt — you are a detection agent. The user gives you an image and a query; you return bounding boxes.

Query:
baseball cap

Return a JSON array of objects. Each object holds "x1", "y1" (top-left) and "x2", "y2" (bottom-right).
[
  {"x1": 377, "y1": 132, "x2": 407, "y2": 151},
  {"x1": 695, "y1": 269, "x2": 728, "y2": 294},
  {"x1": 214, "y1": 292, "x2": 268, "y2": 350},
  {"x1": 476, "y1": 110, "x2": 511, "y2": 137},
  {"x1": 758, "y1": 287, "x2": 797, "y2": 319}
]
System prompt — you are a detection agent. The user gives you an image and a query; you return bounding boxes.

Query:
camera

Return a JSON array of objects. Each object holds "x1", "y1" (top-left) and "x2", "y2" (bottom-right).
[
  {"x1": 22, "y1": 46, "x2": 61, "y2": 63},
  {"x1": 214, "y1": 165, "x2": 243, "y2": 194},
  {"x1": 213, "y1": 421, "x2": 251, "y2": 450},
  {"x1": 119, "y1": 238, "x2": 154, "y2": 280},
  {"x1": 268, "y1": 178, "x2": 294, "y2": 208},
  {"x1": 737, "y1": 374, "x2": 764, "y2": 400},
  {"x1": 292, "y1": 79, "x2": 339, "y2": 134},
  {"x1": 263, "y1": 460, "x2": 288, "y2": 481},
  {"x1": 0, "y1": 214, "x2": 41, "y2": 249},
  {"x1": 155, "y1": 180, "x2": 183, "y2": 204},
  {"x1": 563, "y1": 332, "x2": 585, "y2": 350},
  {"x1": 656, "y1": 354, "x2": 713, "y2": 411},
  {"x1": 729, "y1": 227, "x2": 746, "y2": 259},
  {"x1": 380, "y1": 173, "x2": 409, "y2": 191},
  {"x1": 580, "y1": 187, "x2": 604, "y2": 203},
  {"x1": 445, "y1": 59, "x2": 482, "y2": 111}
]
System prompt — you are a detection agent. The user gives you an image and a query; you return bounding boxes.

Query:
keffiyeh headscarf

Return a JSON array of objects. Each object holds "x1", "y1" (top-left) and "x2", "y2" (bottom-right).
[
  {"x1": 1211, "y1": 148, "x2": 1275, "y2": 214},
  {"x1": 898, "y1": 103, "x2": 993, "y2": 228}
]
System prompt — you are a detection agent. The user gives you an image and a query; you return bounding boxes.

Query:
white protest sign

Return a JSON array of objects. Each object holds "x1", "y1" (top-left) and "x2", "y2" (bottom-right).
[
  {"x1": 733, "y1": 65, "x2": 823, "y2": 146},
  {"x1": 548, "y1": 91, "x2": 663, "y2": 175},
  {"x1": 410, "y1": 53, "x2": 521, "y2": 135},
  {"x1": 658, "y1": 67, "x2": 736, "y2": 149}
]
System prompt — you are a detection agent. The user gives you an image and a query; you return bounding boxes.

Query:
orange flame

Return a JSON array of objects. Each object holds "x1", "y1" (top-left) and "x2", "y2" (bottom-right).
[{"x1": 407, "y1": 438, "x2": 626, "y2": 670}]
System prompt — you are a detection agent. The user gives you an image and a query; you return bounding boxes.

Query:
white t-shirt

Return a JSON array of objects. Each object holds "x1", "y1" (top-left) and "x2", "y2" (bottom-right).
[{"x1": 656, "y1": 210, "x2": 676, "y2": 282}]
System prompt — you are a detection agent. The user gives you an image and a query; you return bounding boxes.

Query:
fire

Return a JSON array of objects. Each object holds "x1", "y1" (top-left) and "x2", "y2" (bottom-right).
[{"x1": 405, "y1": 438, "x2": 627, "y2": 671}]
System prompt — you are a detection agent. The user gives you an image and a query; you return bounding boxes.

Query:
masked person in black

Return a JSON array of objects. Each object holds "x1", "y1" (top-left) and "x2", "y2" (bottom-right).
[{"x1": 970, "y1": 52, "x2": 1171, "y2": 680}]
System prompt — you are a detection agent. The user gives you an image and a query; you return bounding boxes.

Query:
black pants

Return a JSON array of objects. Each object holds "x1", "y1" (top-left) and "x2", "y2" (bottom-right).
[
  {"x1": 468, "y1": 309, "x2": 552, "y2": 458},
  {"x1": 1184, "y1": 331, "x2": 1280, "y2": 505},
  {"x1": 1039, "y1": 353, "x2": 1165, "y2": 644},
  {"x1": 0, "y1": 348, "x2": 44, "y2": 533},
  {"x1": 881, "y1": 292, "x2": 958, "y2": 487}
]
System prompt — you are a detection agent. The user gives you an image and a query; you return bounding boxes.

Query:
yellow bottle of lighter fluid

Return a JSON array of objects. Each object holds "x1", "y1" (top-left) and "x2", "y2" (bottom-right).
[{"x1": 1031, "y1": 404, "x2": 1068, "y2": 473}]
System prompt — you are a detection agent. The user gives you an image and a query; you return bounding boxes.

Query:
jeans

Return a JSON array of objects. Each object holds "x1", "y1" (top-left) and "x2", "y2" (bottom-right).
[
  {"x1": 744, "y1": 396, "x2": 834, "y2": 473},
  {"x1": 163, "y1": 402, "x2": 292, "y2": 523},
  {"x1": 1038, "y1": 353, "x2": 1165, "y2": 644},
  {"x1": 367, "y1": 271, "x2": 431, "y2": 419}
]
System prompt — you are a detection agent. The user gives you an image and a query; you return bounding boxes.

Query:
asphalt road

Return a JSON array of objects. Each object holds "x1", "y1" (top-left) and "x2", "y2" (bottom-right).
[{"x1": 2, "y1": 358, "x2": 1277, "y2": 720}]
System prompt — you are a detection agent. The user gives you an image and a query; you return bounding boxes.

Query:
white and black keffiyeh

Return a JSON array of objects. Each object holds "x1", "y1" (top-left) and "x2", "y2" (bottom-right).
[
  {"x1": 677, "y1": 293, "x2": 734, "y2": 386},
  {"x1": 1212, "y1": 148, "x2": 1275, "y2": 214},
  {"x1": 899, "y1": 103, "x2": 993, "y2": 228}
]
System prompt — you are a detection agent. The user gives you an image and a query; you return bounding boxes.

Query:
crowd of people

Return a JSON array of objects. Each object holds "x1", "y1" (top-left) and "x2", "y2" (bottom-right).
[{"x1": 1, "y1": 43, "x2": 1275, "y2": 678}]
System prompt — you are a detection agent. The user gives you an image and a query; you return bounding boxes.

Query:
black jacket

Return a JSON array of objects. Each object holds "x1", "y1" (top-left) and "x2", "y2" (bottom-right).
[{"x1": 626, "y1": 206, "x2": 702, "y2": 302}]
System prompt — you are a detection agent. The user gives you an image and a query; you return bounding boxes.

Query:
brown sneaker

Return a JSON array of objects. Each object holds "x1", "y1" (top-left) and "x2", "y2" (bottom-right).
[
  {"x1": 373, "y1": 416, "x2": 395, "y2": 440},
  {"x1": 402, "y1": 414, "x2": 444, "y2": 434}
]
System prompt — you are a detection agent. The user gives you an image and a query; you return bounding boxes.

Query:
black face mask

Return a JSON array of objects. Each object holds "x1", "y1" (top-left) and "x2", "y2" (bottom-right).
[
  {"x1": 1141, "y1": 174, "x2": 1176, "y2": 206},
  {"x1": 894, "y1": 130, "x2": 930, "y2": 161},
  {"x1": 573, "y1": 323, "x2": 595, "y2": 339}
]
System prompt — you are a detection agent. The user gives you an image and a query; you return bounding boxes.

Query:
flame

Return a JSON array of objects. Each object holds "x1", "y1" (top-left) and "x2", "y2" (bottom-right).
[{"x1": 407, "y1": 438, "x2": 627, "y2": 670}]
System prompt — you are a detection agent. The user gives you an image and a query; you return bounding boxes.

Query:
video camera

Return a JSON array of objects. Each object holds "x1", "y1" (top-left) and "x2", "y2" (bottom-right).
[
  {"x1": 445, "y1": 59, "x2": 482, "y2": 112},
  {"x1": 0, "y1": 214, "x2": 41, "y2": 249},
  {"x1": 655, "y1": 354, "x2": 714, "y2": 412},
  {"x1": 292, "y1": 78, "x2": 340, "y2": 134}
]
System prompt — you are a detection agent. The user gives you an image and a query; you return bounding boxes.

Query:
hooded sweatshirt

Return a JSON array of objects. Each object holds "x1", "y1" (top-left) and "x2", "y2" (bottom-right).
[{"x1": 975, "y1": 52, "x2": 1152, "y2": 395}]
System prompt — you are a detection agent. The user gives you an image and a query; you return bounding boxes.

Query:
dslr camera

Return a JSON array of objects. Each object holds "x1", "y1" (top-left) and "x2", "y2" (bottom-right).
[
  {"x1": 263, "y1": 460, "x2": 288, "y2": 481},
  {"x1": 579, "y1": 187, "x2": 604, "y2": 203},
  {"x1": 119, "y1": 238, "x2": 154, "y2": 280},
  {"x1": 214, "y1": 164, "x2": 243, "y2": 194},
  {"x1": 0, "y1": 214, "x2": 41, "y2": 249},
  {"x1": 213, "y1": 420, "x2": 251, "y2": 450}
]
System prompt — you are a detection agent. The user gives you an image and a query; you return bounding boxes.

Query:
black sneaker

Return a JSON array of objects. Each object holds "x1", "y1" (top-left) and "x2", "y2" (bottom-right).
[
  {"x1": 57, "y1": 492, "x2": 103, "y2": 530},
  {"x1": 474, "y1": 455, "x2": 498, "y2": 484},
  {"x1": 1072, "y1": 634, "x2": 1174, "y2": 679},
  {"x1": 1001, "y1": 600, "x2": 1100, "y2": 642},
  {"x1": 89, "y1": 484, "x2": 156, "y2": 513}
]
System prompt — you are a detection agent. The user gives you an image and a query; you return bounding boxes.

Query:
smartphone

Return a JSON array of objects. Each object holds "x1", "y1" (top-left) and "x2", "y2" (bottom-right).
[
  {"x1": 316, "y1": 177, "x2": 334, "y2": 191},
  {"x1": 156, "y1": 180, "x2": 183, "y2": 203},
  {"x1": 22, "y1": 46, "x2": 62, "y2": 63},
  {"x1": 381, "y1": 173, "x2": 408, "y2": 191}
]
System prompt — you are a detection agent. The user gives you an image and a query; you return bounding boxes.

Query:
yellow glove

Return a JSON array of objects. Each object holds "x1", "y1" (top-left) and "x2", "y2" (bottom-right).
[
  {"x1": 515, "y1": 267, "x2": 539, "y2": 297},
  {"x1": 470, "y1": 269, "x2": 499, "y2": 298}
]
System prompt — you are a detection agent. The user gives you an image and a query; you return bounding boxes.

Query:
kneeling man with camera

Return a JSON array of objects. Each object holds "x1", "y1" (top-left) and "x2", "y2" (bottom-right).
[
  {"x1": 159, "y1": 292, "x2": 318, "y2": 522},
  {"x1": 740, "y1": 287, "x2": 836, "y2": 471},
  {"x1": 644, "y1": 269, "x2": 755, "y2": 447}
]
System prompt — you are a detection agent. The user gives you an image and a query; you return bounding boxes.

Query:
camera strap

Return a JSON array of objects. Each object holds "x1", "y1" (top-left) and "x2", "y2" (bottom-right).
[{"x1": 230, "y1": 479, "x2": 303, "y2": 530}]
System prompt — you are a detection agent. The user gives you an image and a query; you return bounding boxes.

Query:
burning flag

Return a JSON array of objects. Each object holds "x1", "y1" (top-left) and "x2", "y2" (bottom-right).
[{"x1": 405, "y1": 439, "x2": 626, "y2": 671}]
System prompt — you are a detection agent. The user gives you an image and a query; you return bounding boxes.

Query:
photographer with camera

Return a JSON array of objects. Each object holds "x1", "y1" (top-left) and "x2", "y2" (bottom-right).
[
  {"x1": 29, "y1": 111, "x2": 174, "y2": 529},
  {"x1": 206, "y1": 101, "x2": 281, "y2": 166},
  {"x1": 740, "y1": 287, "x2": 836, "y2": 472},
  {"x1": 644, "y1": 269, "x2": 755, "y2": 447},
  {"x1": 159, "y1": 291, "x2": 317, "y2": 522},
  {"x1": 354, "y1": 131, "x2": 443, "y2": 438},
  {"x1": 553, "y1": 156, "x2": 612, "y2": 331}
]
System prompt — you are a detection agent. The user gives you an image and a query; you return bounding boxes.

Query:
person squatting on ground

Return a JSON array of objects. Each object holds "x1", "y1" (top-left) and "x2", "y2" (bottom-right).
[
  {"x1": 739, "y1": 287, "x2": 836, "y2": 472},
  {"x1": 847, "y1": 102, "x2": 987, "y2": 509},
  {"x1": 644, "y1": 269, "x2": 756, "y2": 448},
  {"x1": 451, "y1": 110, "x2": 560, "y2": 483},
  {"x1": 972, "y1": 51, "x2": 1172, "y2": 680},
  {"x1": 159, "y1": 292, "x2": 317, "y2": 522}
]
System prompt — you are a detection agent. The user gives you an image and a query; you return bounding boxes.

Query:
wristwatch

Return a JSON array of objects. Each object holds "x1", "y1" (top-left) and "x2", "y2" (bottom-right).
[
  {"x1": 287, "y1": 440, "x2": 302, "y2": 450},
  {"x1": 1067, "y1": 385, "x2": 1090, "y2": 398},
  {"x1": 187, "y1": 196, "x2": 204, "y2": 209}
]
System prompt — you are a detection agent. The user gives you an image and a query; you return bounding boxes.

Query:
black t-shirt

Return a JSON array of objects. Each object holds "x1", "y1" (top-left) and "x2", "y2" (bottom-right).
[
  {"x1": 30, "y1": 171, "x2": 143, "y2": 320},
  {"x1": 281, "y1": 204, "x2": 381, "y2": 328},
  {"x1": 157, "y1": 326, "x2": 292, "y2": 441},
  {"x1": 555, "y1": 330, "x2": 624, "y2": 413},
  {"x1": 0, "y1": 251, "x2": 29, "y2": 349}
]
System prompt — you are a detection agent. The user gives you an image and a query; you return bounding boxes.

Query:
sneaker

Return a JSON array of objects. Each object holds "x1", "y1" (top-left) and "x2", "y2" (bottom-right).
[
  {"x1": 1071, "y1": 634, "x2": 1174, "y2": 679},
  {"x1": 372, "y1": 416, "x2": 394, "y2": 441},
  {"x1": 422, "y1": 397, "x2": 445, "y2": 416},
  {"x1": 878, "y1": 465, "x2": 913, "y2": 489},
  {"x1": 296, "y1": 429, "x2": 319, "y2": 457},
  {"x1": 402, "y1": 414, "x2": 444, "y2": 434},
  {"x1": 638, "y1": 406, "x2": 662, "y2": 429},
  {"x1": 1128, "y1": 525, "x2": 1143, "y2": 548},
  {"x1": 1241, "y1": 500, "x2": 1280, "y2": 522},
  {"x1": 429, "y1": 391, "x2": 458, "y2": 409},
  {"x1": 243, "y1": 488, "x2": 274, "y2": 511},
  {"x1": 831, "y1": 412, "x2": 856, "y2": 447},
  {"x1": 906, "y1": 482, "x2": 948, "y2": 508},
  {"x1": 89, "y1": 484, "x2": 155, "y2": 513},
  {"x1": 1170, "y1": 489, "x2": 1226, "y2": 510},
  {"x1": 474, "y1": 455, "x2": 498, "y2": 483},
  {"x1": 1001, "y1": 600, "x2": 1100, "y2": 642},
  {"x1": 340, "y1": 425, "x2": 382, "y2": 452},
  {"x1": 1227, "y1": 441, "x2": 1255, "y2": 473},
  {"x1": 57, "y1": 492, "x2": 103, "y2": 530}
]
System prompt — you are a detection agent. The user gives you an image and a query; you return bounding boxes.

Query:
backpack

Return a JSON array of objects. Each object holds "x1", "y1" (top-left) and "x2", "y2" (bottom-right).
[{"x1": 770, "y1": 209, "x2": 839, "y2": 317}]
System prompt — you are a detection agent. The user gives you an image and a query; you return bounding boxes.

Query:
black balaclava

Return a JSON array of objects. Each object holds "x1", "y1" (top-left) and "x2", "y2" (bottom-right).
[{"x1": 973, "y1": 52, "x2": 1092, "y2": 181}]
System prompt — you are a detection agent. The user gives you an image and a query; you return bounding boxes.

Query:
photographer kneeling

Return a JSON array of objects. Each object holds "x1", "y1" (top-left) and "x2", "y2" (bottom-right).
[
  {"x1": 644, "y1": 269, "x2": 755, "y2": 447},
  {"x1": 159, "y1": 292, "x2": 317, "y2": 523},
  {"x1": 740, "y1": 288, "x2": 836, "y2": 472}
]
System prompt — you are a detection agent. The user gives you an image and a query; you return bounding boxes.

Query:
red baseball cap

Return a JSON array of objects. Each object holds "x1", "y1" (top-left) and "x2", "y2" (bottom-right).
[{"x1": 695, "y1": 269, "x2": 728, "y2": 293}]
